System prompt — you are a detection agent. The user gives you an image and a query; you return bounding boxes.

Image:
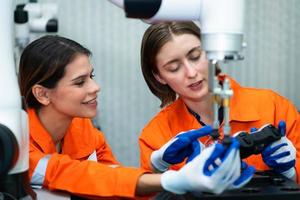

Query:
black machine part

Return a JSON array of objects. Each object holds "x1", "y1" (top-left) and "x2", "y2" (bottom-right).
[
  {"x1": 0, "y1": 123, "x2": 19, "y2": 178},
  {"x1": 0, "y1": 123, "x2": 36, "y2": 199},
  {"x1": 236, "y1": 124, "x2": 282, "y2": 159}
]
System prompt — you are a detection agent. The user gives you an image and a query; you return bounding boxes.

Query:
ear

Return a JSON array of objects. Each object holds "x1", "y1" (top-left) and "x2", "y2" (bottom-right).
[
  {"x1": 153, "y1": 72, "x2": 167, "y2": 85},
  {"x1": 31, "y1": 84, "x2": 51, "y2": 106}
]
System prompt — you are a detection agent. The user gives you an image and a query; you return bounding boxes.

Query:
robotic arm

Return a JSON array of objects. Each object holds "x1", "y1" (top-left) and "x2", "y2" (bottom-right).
[
  {"x1": 0, "y1": 0, "x2": 34, "y2": 199},
  {"x1": 0, "y1": 0, "x2": 58, "y2": 199},
  {"x1": 108, "y1": 0, "x2": 245, "y2": 139},
  {"x1": 109, "y1": 0, "x2": 245, "y2": 61},
  {"x1": 14, "y1": 0, "x2": 58, "y2": 73}
]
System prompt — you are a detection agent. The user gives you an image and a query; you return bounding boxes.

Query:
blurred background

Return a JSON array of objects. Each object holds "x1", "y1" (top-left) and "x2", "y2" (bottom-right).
[{"x1": 13, "y1": 0, "x2": 300, "y2": 167}]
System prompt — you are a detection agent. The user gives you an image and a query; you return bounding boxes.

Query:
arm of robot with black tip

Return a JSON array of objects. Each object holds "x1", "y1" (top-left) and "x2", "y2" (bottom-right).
[
  {"x1": 108, "y1": 0, "x2": 201, "y2": 21},
  {"x1": 0, "y1": 0, "x2": 27, "y2": 178},
  {"x1": 0, "y1": 1, "x2": 33, "y2": 199},
  {"x1": 107, "y1": 0, "x2": 246, "y2": 79},
  {"x1": 109, "y1": 0, "x2": 201, "y2": 22}
]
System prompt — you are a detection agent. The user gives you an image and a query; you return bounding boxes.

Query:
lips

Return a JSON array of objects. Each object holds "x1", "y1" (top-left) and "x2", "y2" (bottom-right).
[
  {"x1": 82, "y1": 98, "x2": 97, "y2": 104},
  {"x1": 188, "y1": 80, "x2": 203, "y2": 88}
]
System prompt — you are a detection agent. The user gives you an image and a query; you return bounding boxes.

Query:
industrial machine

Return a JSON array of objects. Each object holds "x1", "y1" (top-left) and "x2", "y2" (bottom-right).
[
  {"x1": 0, "y1": 0, "x2": 58, "y2": 199},
  {"x1": 0, "y1": 0, "x2": 32, "y2": 198},
  {"x1": 14, "y1": 0, "x2": 58, "y2": 73}
]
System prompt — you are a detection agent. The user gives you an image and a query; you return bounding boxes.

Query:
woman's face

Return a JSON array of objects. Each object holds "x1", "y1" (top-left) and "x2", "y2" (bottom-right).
[
  {"x1": 47, "y1": 54, "x2": 100, "y2": 119},
  {"x1": 155, "y1": 33, "x2": 210, "y2": 102}
]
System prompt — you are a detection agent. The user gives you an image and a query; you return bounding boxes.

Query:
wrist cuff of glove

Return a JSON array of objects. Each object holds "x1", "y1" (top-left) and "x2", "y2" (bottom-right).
[
  {"x1": 151, "y1": 151, "x2": 170, "y2": 173},
  {"x1": 161, "y1": 170, "x2": 186, "y2": 194},
  {"x1": 281, "y1": 167, "x2": 296, "y2": 180}
]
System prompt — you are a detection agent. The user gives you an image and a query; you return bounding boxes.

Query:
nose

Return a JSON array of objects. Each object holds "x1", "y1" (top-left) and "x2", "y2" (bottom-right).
[
  {"x1": 183, "y1": 59, "x2": 197, "y2": 78},
  {"x1": 89, "y1": 79, "x2": 101, "y2": 94}
]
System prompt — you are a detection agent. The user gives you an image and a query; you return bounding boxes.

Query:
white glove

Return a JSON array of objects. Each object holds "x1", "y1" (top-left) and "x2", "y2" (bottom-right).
[
  {"x1": 262, "y1": 121, "x2": 296, "y2": 179},
  {"x1": 161, "y1": 138, "x2": 248, "y2": 195},
  {"x1": 151, "y1": 126, "x2": 212, "y2": 172}
]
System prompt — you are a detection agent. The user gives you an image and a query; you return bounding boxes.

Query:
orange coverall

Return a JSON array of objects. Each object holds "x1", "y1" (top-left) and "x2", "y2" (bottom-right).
[
  {"x1": 139, "y1": 77, "x2": 300, "y2": 183},
  {"x1": 28, "y1": 108, "x2": 148, "y2": 199}
]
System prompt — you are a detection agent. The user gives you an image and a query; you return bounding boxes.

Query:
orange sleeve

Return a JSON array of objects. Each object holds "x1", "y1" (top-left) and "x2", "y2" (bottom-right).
[
  {"x1": 29, "y1": 141, "x2": 48, "y2": 179},
  {"x1": 139, "y1": 130, "x2": 155, "y2": 171},
  {"x1": 44, "y1": 154, "x2": 147, "y2": 198},
  {"x1": 29, "y1": 134, "x2": 148, "y2": 198},
  {"x1": 94, "y1": 129, "x2": 119, "y2": 165},
  {"x1": 139, "y1": 118, "x2": 185, "y2": 171},
  {"x1": 139, "y1": 118, "x2": 168, "y2": 171}
]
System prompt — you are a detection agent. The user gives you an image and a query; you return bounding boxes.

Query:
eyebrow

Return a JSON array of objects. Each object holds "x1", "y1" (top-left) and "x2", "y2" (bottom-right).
[
  {"x1": 161, "y1": 45, "x2": 201, "y2": 68},
  {"x1": 71, "y1": 68, "x2": 94, "y2": 82}
]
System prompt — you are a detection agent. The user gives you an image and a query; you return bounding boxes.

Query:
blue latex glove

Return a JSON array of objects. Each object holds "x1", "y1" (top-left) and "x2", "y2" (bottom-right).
[
  {"x1": 250, "y1": 127, "x2": 258, "y2": 132},
  {"x1": 261, "y1": 121, "x2": 296, "y2": 179},
  {"x1": 228, "y1": 161, "x2": 256, "y2": 189},
  {"x1": 161, "y1": 138, "x2": 255, "y2": 194},
  {"x1": 151, "y1": 125, "x2": 213, "y2": 172}
]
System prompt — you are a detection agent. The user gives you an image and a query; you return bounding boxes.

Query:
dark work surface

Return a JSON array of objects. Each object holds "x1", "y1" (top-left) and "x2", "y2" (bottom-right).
[{"x1": 153, "y1": 171, "x2": 300, "y2": 200}]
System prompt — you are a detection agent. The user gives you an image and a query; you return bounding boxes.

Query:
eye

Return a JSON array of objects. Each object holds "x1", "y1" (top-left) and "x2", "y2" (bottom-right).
[
  {"x1": 90, "y1": 72, "x2": 95, "y2": 79},
  {"x1": 188, "y1": 49, "x2": 202, "y2": 61},
  {"x1": 165, "y1": 62, "x2": 181, "y2": 72},
  {"x1": 75, "y1": 80, "x2": 85, "y2": 87},
  {"x1": 169, "y1": 65, "x2": 180, "y2": 72}
]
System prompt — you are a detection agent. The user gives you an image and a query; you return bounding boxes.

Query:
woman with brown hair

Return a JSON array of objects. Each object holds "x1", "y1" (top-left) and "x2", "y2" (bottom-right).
[{"x1": 139, "y1": 21, "x2": 300, "y2": 183}]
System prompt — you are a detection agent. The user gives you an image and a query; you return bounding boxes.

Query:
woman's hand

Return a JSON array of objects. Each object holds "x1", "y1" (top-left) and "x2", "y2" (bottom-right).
[{"x1": 151, "y1": 126, "x2": 213, "y2": 172}]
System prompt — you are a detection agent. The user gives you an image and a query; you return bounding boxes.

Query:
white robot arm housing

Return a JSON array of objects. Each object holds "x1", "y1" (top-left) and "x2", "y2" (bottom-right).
[{"x1": 108, "y1": 0, "x2": 245, "y2": 62}]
